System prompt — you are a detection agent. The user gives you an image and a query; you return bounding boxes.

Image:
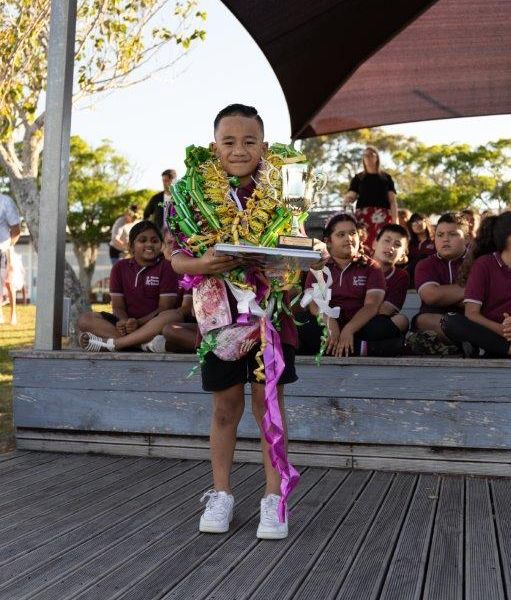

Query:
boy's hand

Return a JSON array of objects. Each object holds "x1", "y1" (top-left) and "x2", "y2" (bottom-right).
[
  {"x1": 199, "y1": 248, "x2": 242, "y2": 274},
  {"x1": 502, "y1": 313, "x2": 511, "y2": 341},
  {"x1": 125, "y1": 318, "x2": 138, "y2": 334},
  {"x1": 116, "y1": 319, "x2": 128, "y2": 336},
  {"x1": 337, "y1": 325, "x2": 355, "y2": 357}
]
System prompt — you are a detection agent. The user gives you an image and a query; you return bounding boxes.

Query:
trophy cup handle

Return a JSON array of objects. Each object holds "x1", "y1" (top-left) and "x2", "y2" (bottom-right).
[
  {"x1": 313, "y1": 171, "x2": 328, "y2": 193},
  {"x1": 265, "y1": 163, "x2": 281, "y2": 187}
]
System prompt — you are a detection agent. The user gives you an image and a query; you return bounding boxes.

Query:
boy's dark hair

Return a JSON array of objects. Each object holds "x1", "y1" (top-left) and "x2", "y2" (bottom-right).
[
  {"x1": 376, "y1": 223, "x2": 410, "y2": 242},
  {"x1": 323, "y1": 213, "x2": 358, "y2": 238},
  {"x1": 437, "y1": 212, "x2": 470, "y2": 236},
  {"x1": 214, "y1": 104, "x2": 264, "y2": 135},
  {"x1": 161, "y1": 169, "x2": 177, "y2": 179},
  {"x1": 128, "y1": 220, "x2": 163, "y2": 246}
]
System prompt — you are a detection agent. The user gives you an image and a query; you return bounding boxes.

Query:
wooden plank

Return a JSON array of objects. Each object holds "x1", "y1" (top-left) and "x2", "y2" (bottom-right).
[
  {"x1": 0, "y1": 456, "x2": 128, "y2": 513},
  {"x1": 11, "y1": 349, "x2": 511, "y2": 368},
  {"x1": 0, "y1": 452, "x2": 64, "y2": 481},
  {"x1": 379, "y1": 475, "x2": 440, "y2": 600},
  {"x1": 0, "y1": 462, "x2": 249, "y2": 599},
  {"x1": 0, "y1": 457, "x2": 182, "y2": 552},
  {"x1": 48, "y1": 465, "x2": 300, "y2": 600},
  {"x1": 334, "y1": 473, "x2": 417, "y2": 600},
  {"x1": 0, "y1": 453, "x2": 120, "y2": 498},
  {"x1": 293, "y1": 471, "x2": 393, "y2": 600},
  {"x1": 14, "y1": 387, "x2": 511, "y2": 450},
  {"x1": 422, "y1": 477, "x2": 464, "y2": 600},
  {"x1": 13, "y1": 358, "x2": 511, "y2": 402},
  {"x1": 489, "y1": 479, "x2": 511, "y2": 595},
  {"x1": 207, "y1": 470, "x2": 371, "y2": 600},
  {"x1": 0, "y1": 450, "x2": 29, "y2": 462},
  {"x1": 91, "y1": 468, "x2": 319, "y2": 600},
  {"x1": 465, "y1": 478, "x2": 505, "y2": 600}
]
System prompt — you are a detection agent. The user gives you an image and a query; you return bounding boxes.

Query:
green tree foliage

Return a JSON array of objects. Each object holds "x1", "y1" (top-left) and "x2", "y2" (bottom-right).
[
  {"x1": 302, "y1": 130, "x2": 511, "y2": 215},
  {"x1": 67, "y1": 135, "x2": 154, "y2": 299}
]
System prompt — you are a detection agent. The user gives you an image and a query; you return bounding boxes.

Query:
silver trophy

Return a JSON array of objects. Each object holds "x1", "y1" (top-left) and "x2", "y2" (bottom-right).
[{"x1": 268, "y1": 162, "x2": 327, "y2": 249}]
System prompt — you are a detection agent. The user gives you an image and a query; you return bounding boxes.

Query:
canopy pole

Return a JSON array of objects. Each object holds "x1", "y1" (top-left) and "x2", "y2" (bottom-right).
[{"x1": 35, "y1": 0, "x2": 77, "y2": 350}]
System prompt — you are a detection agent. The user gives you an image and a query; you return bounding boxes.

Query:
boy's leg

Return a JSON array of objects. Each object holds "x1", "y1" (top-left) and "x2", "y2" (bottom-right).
[
  {"x1": 77, "y1": 311, "x2": 118, "y2": 339},
  {"x1": 210, "y1": 384, "x2": 245, "y2": 493},
  {"x1": 441, "y1": 313, "x2": 511, "y2": 357},
  {"x1": 391, "y1": 313, "x2": 409, "y2": 333},
  {"x1": 415, "y1": 312, "x2": 451, "y2": 342},
  {"x1": 251, "y1": 383, "x2": 286, "y2": 496},
  {"x1": 162, "y1": 322, "x2": 197, "y2": 352},
  {"x1": 113, "y1": 309, "x2": 180, "y2": 350}
]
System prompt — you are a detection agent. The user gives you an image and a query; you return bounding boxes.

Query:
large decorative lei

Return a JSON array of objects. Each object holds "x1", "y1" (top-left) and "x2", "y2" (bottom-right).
[{"x1": 167, "y1": 143, "x2": 314, "y2": 520}]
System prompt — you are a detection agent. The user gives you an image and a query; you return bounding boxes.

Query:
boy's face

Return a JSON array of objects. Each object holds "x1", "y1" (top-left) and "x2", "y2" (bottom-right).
[
  {"x1": 373, "y1": 231, "x2": 407, "y2": 267},
  {"x1": 435, "y1": 222, "x2": 466, "y2": 259},
  {"x1": 212, "y1": 116, "x2": 267, "y2": 180},
  {"x1": 327, "y1": 221, "x2": 360, "y2": 259}
]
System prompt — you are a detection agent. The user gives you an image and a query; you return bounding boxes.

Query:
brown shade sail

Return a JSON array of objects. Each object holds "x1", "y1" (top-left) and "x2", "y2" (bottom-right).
[{"x1": 221, "y1": 0, "x2": 511, "y2": 139}]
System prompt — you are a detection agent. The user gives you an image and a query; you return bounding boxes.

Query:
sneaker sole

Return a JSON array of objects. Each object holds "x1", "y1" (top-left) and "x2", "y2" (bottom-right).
[
  {"x1": 256, "y1": 527, "x2": 288, "y2": 540},
  {"x1": 199, "y1": 523, "x2": 231, "y2": 533}
]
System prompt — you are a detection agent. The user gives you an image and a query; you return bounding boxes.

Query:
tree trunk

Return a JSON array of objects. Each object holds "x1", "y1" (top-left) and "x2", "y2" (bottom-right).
[
  {"x1": 9, "y1": 176, "x2": 89, "y2": 344},
  {"x1": 73, "y1": 242, "x2": 98, "y2": 304}
]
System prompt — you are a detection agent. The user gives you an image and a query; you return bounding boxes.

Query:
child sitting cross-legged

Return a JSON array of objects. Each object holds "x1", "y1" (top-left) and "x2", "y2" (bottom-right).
[
  {"x1": 303, "y1": 213, "x2": 404, "y2": 357},
  {"x1": 408, "y1": 212, "x2": 469, "y2": 356},
  {"x1": 78, "y1": 220, "x2": 184, "y2": 352},
  {"x1": 441, "y1": 211, "x2": 511, "y2": 358}
]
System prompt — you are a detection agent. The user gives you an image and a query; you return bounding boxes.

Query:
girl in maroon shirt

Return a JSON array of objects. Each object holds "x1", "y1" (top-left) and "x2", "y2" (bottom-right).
[
  {"x1": 441, "y1": 212, "x2": 511, "y2": 357},
  {"x1": 304, "y1": 213, "x2": 403, "y2": 357},
  {"x1": 406, "y1": 212, "x2": 435, "y2": 288}
]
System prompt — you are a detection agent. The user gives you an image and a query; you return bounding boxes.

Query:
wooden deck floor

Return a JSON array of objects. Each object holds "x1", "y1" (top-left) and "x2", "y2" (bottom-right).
[{"x1": 0, "y1": 451, "x2": 509, "y2": 600}]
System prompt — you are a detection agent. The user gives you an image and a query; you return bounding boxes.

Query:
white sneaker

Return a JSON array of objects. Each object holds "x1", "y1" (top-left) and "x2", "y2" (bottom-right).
[
  {"x1": 141, "y1": 334, "x2": 167, "y2": 353},
  {"x1": 199, "y1": 490, "x2": 234, "y2": 533},
  {"x1": 79, "y1": 332, "x2": 115, "y2": 352},
  {"x1": 256, "y1": 494, "x2": 288, "y2": 540}
]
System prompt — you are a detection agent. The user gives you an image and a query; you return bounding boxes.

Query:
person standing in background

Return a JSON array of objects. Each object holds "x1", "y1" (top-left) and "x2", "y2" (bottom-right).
[
  {"x1": 0, "y1": 193, "x2": 21, "y2": 325},
  {"x1": 343, "y1": 146, "x2": 398, "y2": 248},
  {"x1": 144, "y1": 169, "x2": 177, "y2": 231},
  {"x1": 109, "y1": 204, "x2": 140, "y2": 265}
]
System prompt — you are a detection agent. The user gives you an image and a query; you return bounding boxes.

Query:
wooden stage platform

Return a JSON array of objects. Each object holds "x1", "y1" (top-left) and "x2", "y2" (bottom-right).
[{"x1": 1, "y1": 450, "x2": 510, "y2": 600}]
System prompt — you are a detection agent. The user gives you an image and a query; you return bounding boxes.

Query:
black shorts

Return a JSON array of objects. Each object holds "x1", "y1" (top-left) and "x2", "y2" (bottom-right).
[
  {"x1": 100, "y1": 311, "x2": 119, "y2": 326},
  {"x1": 201, "y1": 344, "x2": 298, "y2": 392},
  {"x1": 411, "y1": 308, "x2": 456, "y2": 331}
]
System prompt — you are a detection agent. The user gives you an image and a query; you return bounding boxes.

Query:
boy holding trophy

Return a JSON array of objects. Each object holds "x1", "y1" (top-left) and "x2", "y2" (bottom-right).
[{"x1": 170, "y1": 104, "x2": 324, "y2": 539}]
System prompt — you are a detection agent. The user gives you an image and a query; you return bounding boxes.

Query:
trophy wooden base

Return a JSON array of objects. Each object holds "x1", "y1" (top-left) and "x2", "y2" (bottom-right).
[{"x1": 277, "y1": 234, "x2": 314, "y2": 250}]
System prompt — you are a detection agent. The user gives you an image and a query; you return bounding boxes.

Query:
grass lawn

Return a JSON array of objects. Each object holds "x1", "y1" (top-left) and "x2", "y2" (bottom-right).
[{"x1": 0, "y1": 304, "x2": 36, "y2": 452}]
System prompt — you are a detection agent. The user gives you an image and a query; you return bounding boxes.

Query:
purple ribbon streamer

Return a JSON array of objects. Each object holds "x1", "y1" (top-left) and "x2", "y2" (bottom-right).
[
  {"x1": 180, "y1": 273, "x2": 204, "y2": 290},
  {"x1": 262, "y1": 318, "x2": 300, "y2": 522}
]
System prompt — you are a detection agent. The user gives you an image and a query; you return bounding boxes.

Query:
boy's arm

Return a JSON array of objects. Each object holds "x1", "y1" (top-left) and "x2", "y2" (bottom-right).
[
  {"x1": 111, "y1": 295, "x2": 129, "y2": 321},
  {"x1": 171, "y1": 247, "x2": 241, "y2": 275},
  {"x1": 379, "y1": 301, "x2": 398, "y2": 316},
  {"x1": 419, "y1": 283, "x2": 464, "y2": 307},
  {"x1": 336, "y1": 291, "x2": 383, "y2": 357}
]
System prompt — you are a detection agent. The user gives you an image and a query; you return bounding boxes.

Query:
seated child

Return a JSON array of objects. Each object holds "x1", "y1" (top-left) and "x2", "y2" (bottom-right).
[
  {"x1": 372, "y1": 224, "x2": 410, "y2": 334},
  {"x1": 171, "y1": 104, "x2": 299, "y2": 540},
  {"x1": 78, "y1": 220, "x2": 184, "y2": 352},
  {"x1": 408, "y1": 212, "x2": 469, "y2": 355},
  {"x1": 303, "y1": 213, "x2": 403, "y2": 357},
  {"x1": 441, "y1": 211, "x2": 511, "y2": 357},
  {"x1": 406, "y1": 212, "x2": 435, "y2": 288}
]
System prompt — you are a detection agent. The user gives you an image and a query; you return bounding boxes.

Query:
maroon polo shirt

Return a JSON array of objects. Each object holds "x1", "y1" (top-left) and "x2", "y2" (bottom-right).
[
  {"x1": 414, "y1": 253, "x2": 465, "y2": 314},
  {"x1": 383, "y1": 267, "x2": 409, "y2": 312},
  {"x1": 464, "y1": 252, "x2": 511, "y2": 323},
  {"x1": 109, "y1": 256, "x2": 180, "y2": 319},
  {"x1": 408, "y1": 238, "x2": 435, "y2": 263},
  {"x1": 305, "y1": 257, "x2": 386, "y2": 326}
]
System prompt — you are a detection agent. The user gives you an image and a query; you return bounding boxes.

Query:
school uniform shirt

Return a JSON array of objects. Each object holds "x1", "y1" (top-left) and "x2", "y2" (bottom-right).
[
  {"x1": 408, "y1": 238, "x2": 436, "y2": 264},
  {"x1": 464, "y1": 252, "x2": 511, "y2": 323},
  {"x1": 305, "y1": 257, "x2": 386, "y2": 327},
  {"x1": 383, "y1": 267, "x2": 410, "y2": 312},
  {"x1": 414, "y1": 253, "x2": 465, "y2": 314},
  {"x1": 109, "y1": 256, "x2": 180, "y2": 319}
]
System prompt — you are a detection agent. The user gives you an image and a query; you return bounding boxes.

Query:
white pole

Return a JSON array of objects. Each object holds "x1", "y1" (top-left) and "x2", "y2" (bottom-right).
[{"x1": 34, "y1": 0, "x2": 77, "y2": 349}]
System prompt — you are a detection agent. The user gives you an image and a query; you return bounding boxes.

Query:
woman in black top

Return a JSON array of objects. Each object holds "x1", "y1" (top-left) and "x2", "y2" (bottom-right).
[{"x1": 344, "y1": 146, "x2": 397, "y2": 248}]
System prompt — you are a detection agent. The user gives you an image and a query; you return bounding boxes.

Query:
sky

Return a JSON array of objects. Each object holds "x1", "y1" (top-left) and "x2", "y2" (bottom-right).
[{"x1": 71, "y1": 0, "x2": 511, "y2": 191}]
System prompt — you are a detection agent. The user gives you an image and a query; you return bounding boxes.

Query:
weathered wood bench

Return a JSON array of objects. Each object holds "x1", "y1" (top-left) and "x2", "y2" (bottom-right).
[{"x1": 11, "y1": 350, "x2": 511, "y2": 476}]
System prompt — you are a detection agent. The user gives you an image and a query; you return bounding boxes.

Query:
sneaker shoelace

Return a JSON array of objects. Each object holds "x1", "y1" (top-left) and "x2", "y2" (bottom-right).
[
  {"x1": 200, "y1": 490, "x2": 232, "y2": 520},
  {"x1": 80, "y1": 332, "x2": 113, "y2": 352},
  {"x1": 261, "y1": 495, "x2": 281, "y2": 525}
]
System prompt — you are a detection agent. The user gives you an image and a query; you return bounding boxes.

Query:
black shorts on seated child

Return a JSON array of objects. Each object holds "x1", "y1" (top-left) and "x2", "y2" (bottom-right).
[{"x1": 201, "y1": 344, "x2": 297, "y2": 392}]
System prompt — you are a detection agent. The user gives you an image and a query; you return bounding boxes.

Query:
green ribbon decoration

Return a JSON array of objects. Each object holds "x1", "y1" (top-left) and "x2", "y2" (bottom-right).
[
  {"x1": 315, "y1": 313, "x2": 329, "y2": 367},
  {"x1": 187, "y1": 332, "x2": 218, "y2": 379}
]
